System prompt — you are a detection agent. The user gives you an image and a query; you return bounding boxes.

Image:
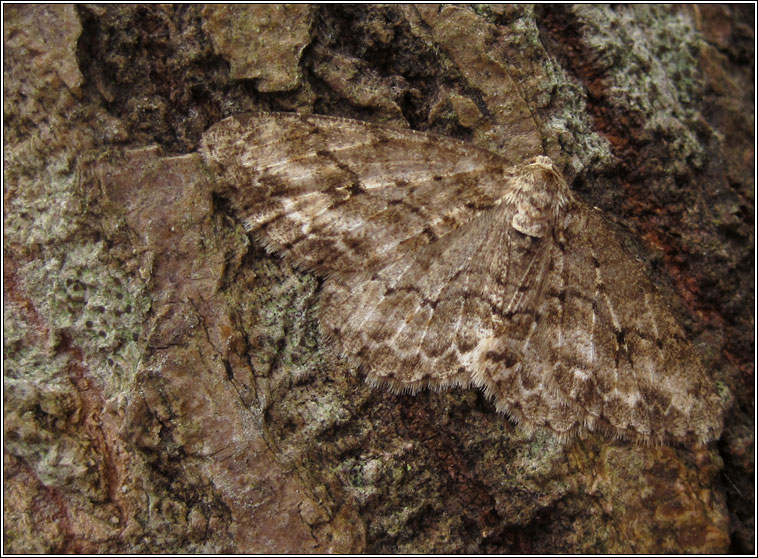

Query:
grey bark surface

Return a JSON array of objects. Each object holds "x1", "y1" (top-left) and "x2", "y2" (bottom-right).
[{"x1": 3, "y1": 4, "x2": 753, "y2": 553}]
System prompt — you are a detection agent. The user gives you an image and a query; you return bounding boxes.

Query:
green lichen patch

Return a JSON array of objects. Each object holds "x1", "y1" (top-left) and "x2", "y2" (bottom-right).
[{"x1": 15, "y1": 240, "x2": 150, "y2": 397}]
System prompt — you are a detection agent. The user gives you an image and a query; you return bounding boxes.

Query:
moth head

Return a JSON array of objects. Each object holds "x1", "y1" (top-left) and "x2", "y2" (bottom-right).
[
  {"x1": 509, "y1": 156, "x2": 572, "y2": 237},
  {"x1": 526, "y1": 154, "x2": 555, "y2": 168},
  {"x1": 524, "y1": 156, "x2": 570, "y2": 190}
]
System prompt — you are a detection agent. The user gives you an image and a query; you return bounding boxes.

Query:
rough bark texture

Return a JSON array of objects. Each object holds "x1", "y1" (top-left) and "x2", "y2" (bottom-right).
[{"x1": 3, "y1": 4, "x2": 753, "y2": 553}]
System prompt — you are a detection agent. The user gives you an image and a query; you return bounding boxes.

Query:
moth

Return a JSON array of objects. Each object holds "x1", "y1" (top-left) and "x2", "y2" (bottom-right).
[{"x1": 199, "y1": 112, "x2": 723, "y2": 444}]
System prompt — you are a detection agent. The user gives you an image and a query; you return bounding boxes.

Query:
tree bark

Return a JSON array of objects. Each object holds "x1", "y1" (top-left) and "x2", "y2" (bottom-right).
[{"x1": 3, "y1": 4, "x2": 753, "y2": 553}]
